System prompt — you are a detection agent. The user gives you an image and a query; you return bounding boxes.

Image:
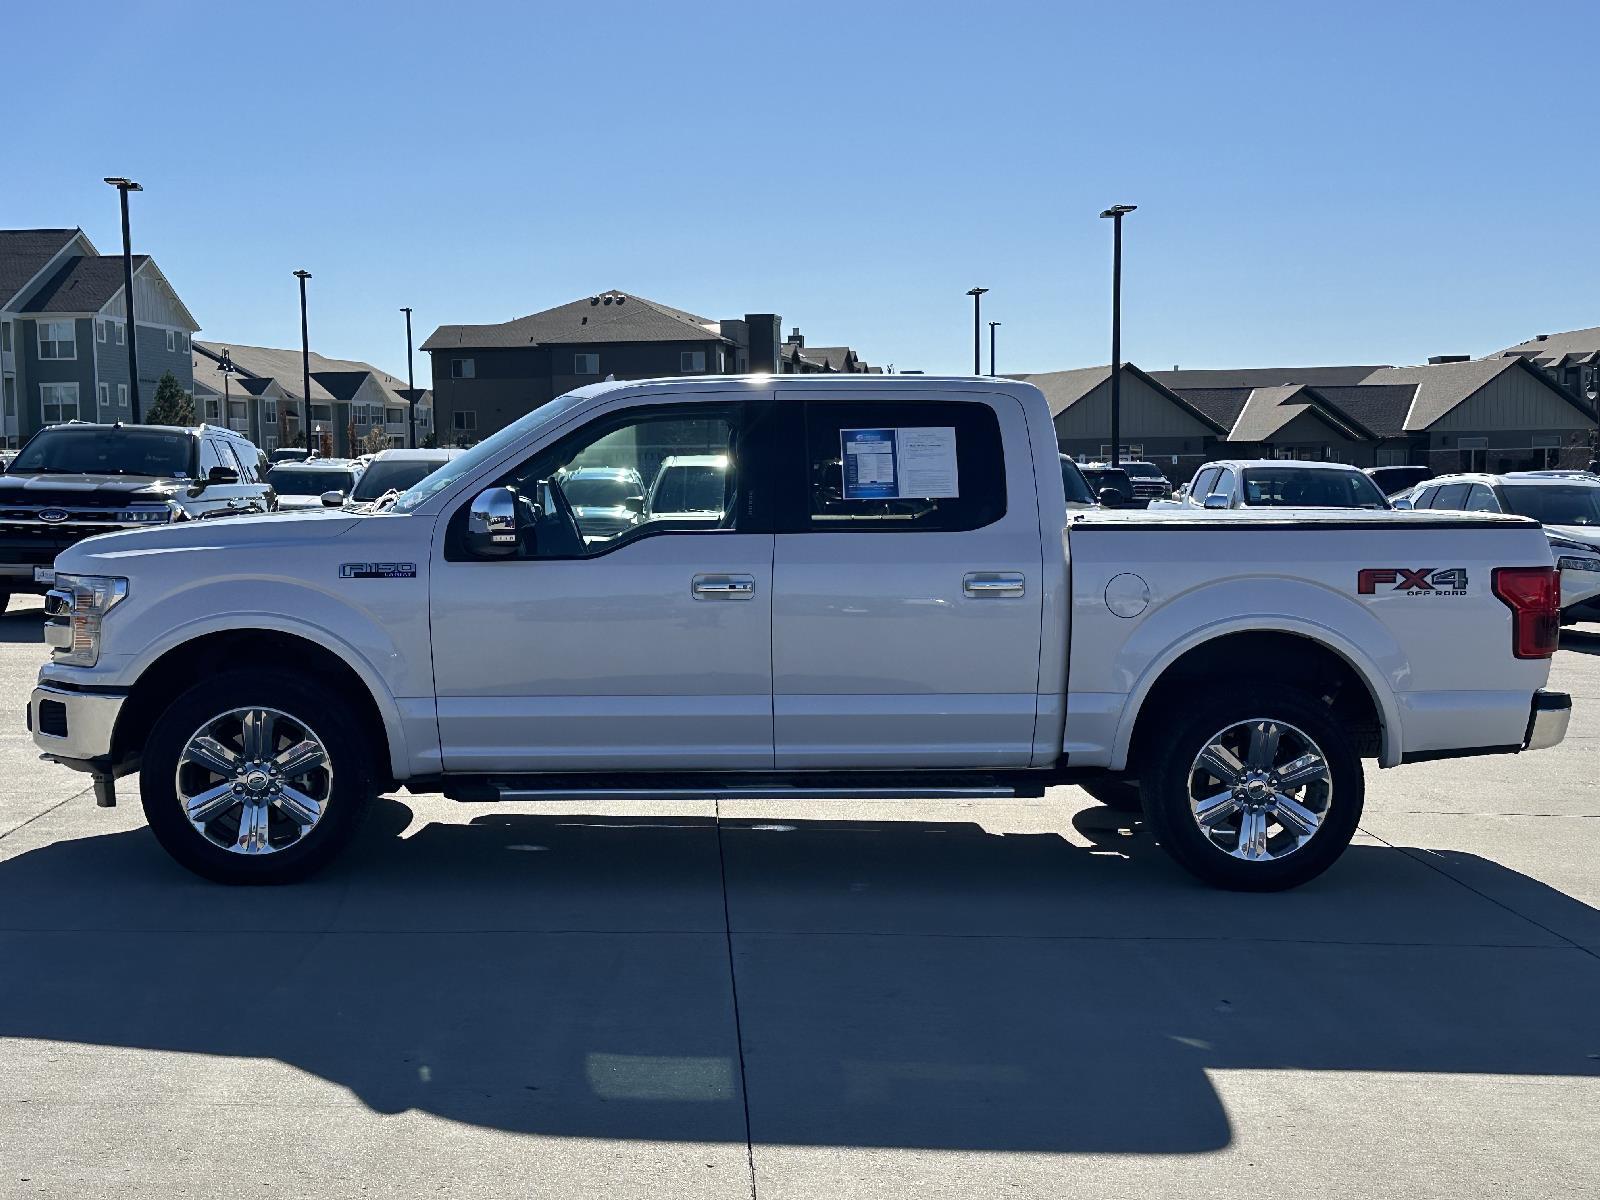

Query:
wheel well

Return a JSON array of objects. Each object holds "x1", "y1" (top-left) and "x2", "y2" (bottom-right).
[
  {"x1": 113, "y1": 630, "x2": 392, "y2": 781},
  {"x1": 1126, "y1": 630, "x2": 1383, "y2": 772}
]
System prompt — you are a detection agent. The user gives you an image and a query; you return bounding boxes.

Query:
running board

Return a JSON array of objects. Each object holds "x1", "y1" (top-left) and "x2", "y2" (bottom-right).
[
  {"x1": 430, "y1": 769, "x2": 1078, "y2": 804},
  {"x1": 477, "y1": 785, "x2": 1018, "y2": 802}
]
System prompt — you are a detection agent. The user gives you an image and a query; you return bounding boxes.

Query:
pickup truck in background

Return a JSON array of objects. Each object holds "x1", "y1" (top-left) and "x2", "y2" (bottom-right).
[
  {"x1": 1159, "y1": 458, "x2": 1394, "y2": 512},
  {"x1": 28, "y1": 377, "x2": 1570, "y2": 891}
]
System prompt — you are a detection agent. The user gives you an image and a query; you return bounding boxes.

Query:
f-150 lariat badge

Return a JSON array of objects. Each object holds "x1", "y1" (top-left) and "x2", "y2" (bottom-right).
[{"x1": 340, "y1": 562, "x2": 417, "y2": 580}]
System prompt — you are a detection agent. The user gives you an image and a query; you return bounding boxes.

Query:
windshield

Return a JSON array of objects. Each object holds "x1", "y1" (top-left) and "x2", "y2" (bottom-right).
[
  {"x1": 269, "y1": 466, "x2": 356, "y2": 496},
  {"x1": 650, "y1": 463, "x2": 726, "y2": 514},
  {"x1": 1120, "y1": 462, "x2": 1163, "y2": 479},
  {"x1": 1500, "y1": 484, "x2": 1600, "y2": 526},
  {"x1": 1082, "y1": 469, "x2": 1133, "y2": 497},
  {"x1": 564, "y1": 475, "x2": 639, "y2": 507},
  {"x1": 1059, "y1": 458, "x2": 1095, "y2": 504},
  {"x1": 10, "y1": 428, "x2": 193, "y2": 477},
  {"x1": 350, "y1": 458, "x2": 448, "y2": 501},
  {"x1": 1240, "y1": 467, "x2": 1388, "y2": 509}
]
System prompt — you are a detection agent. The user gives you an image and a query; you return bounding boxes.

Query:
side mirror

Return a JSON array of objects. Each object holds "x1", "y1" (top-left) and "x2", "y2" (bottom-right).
[
  {"x1": 1391, "y1": 497, "x2": 1414, "y2": 511},
  {"x1": 623, "y1": 495, "x2": 645, "y2": 515},
  {"x1": 467, "y1": 486, "x2": 520, "y2": 557},
  {"x1": 207, "y1": 465, "x2": 238, "y2": 486},
  {"x1": 320, "y1": 490, "x2": 346, "y2": 508},
  {"x1": 1203, "y1": 492, "x2": 1230, "y2": 510},
  {"x1": 1097, "y1": 488, "x2": 1123, "y2": 508}
]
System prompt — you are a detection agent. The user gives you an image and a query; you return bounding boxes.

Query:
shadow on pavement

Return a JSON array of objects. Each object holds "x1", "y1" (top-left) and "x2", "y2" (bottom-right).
[
  {"x1": 0, "y1": 797, "x2": 1596, "y2": 1155},
  {"x1": 1559, "y1": 627, "x2": 1600, "y2": 656},
  {"x1": 0, "y1": 607, "x2": 43, "y2": 644}
]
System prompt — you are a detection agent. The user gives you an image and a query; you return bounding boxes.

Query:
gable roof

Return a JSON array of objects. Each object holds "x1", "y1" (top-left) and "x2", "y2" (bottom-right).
[
  {"x1": 0, "y1": 228, "x2": 81, "y2": 308},
  {"x1": 421, "y1": 290, "x2": 727, "y2": 351},
  {"x1": 1018, "y1": 364, "x2": 1230, "y2": 434},
  {"x1": 24, "y1": 254, "x2": 150, "y2": 313},
  {"x1": 1305, "y1": 384, "x2": 1417, "y2": 438},
  {"x1": 1497, "y1": 325, "x2": 1600, "y2": 368},
  {"x1": 794, "y1": 345, "x2": 858, "y2": 371},
  {"x1": 1363, "y1": 355, "x2": 1593, "y2": 430},
  {"x1": 1150, "y1": 365, "x2": 1388, "y2": 389}
]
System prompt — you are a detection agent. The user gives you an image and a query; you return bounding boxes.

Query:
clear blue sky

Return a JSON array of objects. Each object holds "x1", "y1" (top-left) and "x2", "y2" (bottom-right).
[{"x1": 4, "y1": 0, "x2": 1593, "y2": 387}]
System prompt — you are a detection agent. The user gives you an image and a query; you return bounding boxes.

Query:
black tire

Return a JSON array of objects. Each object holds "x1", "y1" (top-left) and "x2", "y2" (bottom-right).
[
  {"x1": 1137, "y1": 684, "x2": 1363, "y2": 891},
  {"x1": 1080, "y1": 777, "x2": 1143, "y2": 813},
  {"x1": 140, "y1": 670, "x2": 375, "y2": 883}
]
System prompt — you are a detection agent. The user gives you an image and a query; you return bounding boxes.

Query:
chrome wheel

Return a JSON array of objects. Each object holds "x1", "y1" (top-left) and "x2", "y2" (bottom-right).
[
  {"x1": 1187, "y1": 718, "x2": 1331, "y2": 862},
  {"x1": 175, "y1": 707, "x2": 334, "y2": 855}
]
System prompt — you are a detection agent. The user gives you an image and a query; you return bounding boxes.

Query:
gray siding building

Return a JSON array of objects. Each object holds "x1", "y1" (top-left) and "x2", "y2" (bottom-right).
[{"x1": 0, "y1": 228, "x2": 200, "y2": 446}]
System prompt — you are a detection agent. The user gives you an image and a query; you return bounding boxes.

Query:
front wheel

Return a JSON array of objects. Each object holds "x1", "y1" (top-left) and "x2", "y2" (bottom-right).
[
  {"x1": 1138, "y1": 685, "x2": 1363, "y2": 891},
  {"x1": 140, "y1": 670, "x2": 374, "y2": 883}
]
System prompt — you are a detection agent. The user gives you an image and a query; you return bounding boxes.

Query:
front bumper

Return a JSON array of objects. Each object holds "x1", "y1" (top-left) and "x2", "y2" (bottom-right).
[
  {"x1": 28, "y1": 682, "x2": 125, "y2": 764},
  {"x1": 1524, "y1": 689, "x2": 1571, "y2": 752}
]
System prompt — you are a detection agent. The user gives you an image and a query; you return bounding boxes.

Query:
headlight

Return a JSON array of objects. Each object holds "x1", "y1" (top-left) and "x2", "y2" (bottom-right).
[
  {"x1": 43, "y1": 574, "x2": 128, "y2": 667},
  {"x1": 1557, "y1": 555, "x2": 1600, "y2": 573},
  {"x1": 116, "y1": 503, "x2": 178, "y2": 524}
]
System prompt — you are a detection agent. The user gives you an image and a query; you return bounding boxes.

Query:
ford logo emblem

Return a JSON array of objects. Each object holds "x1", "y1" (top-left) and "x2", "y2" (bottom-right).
[{"x1": 38, "y1": 509, "x2": 69, "y2": 523}]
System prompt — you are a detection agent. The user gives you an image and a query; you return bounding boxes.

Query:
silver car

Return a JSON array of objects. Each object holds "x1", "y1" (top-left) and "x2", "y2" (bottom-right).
[{"x1": 561, "y1": 466, "x2": 647, "y2": 539}]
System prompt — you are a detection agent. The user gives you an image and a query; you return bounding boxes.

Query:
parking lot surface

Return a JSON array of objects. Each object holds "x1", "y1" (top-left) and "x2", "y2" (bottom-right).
[{"x1": 1, "y1": 595, "x2": 1597, "y2": 1199}]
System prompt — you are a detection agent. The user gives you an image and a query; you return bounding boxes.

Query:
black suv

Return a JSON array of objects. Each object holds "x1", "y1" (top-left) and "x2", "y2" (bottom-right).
[{"x1": 0, "y1": 422, "x2": 272, "y2": 609}]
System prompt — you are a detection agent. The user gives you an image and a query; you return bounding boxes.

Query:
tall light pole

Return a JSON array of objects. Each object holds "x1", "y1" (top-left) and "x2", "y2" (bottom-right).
[
  {"x1": 988, "y1": 321, "x2": 1001, "y2": 376},
  {"x1": 293, "y1": 270, "x2": 312, "y2": 451},
  {"x1": 103, "y1": 178, "x2": 143, "y2": 422},
  {"x1": 401, "y1": 306, "x2": 416, "y2": 449},
  {"x1": 966, "y1": 287, "x2": 988, "y2": 375},
  {"x1": 214, "y1": 347, "x2": 236, "y2": 433},
  {"x1": 1099, "y1": 204, "x2": 1136, "y2": 467}
]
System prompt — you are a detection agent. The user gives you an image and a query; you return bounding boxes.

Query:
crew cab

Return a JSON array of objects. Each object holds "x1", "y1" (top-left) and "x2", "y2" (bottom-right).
[
  {"x1": 27, "y1": 377, "x2": 1569, "y2": 891},
  {"x1": 1162, "y1": 459, "x2": 1391, "y2": 512},
  {"x1": 0, "y1": 422, "x2": 270, "y2": 610}
]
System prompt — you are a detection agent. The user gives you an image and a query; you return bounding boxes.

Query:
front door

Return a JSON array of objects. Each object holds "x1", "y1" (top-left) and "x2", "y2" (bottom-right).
[
  {"x1": 429, "y1": 398, "x2": 775, "y2": 773},
  {"x1": 769, "y1": 389, "x2": 1044, "y2": 769}
]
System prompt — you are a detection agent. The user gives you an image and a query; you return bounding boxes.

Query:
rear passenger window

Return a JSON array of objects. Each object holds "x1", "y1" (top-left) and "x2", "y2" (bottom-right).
[
  {"x1": 1191, "y1": 467, "x2": 1219, "y2": 498},
  {"x1": 198, "y1": 438, "x2": 224, "y2": 477},
  {"x1": 1432, "y1": 483, "x2": 1470, "y2": 510},
  {"x1": 1411, "y1": 486, "x2": 1438, "y2": 509},
  {"x1": 1465, "y1": 484, "x2": 1499, "y2": 513},
  {"x1": 793, "y1": 400, "x2": 1006, "y2": 532}
]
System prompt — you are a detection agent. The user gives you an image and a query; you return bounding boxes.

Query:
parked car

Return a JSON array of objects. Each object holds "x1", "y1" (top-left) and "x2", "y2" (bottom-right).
[
  {"x1": 28, "y1": 376, "x2": 1567, "y2": 891},
  {"x1": 265, "y1": 459, "x2": 364, "y2": 511},
  {"x1": 346, "y1": 448, "x2": 463, "y2": 509},
  {"x1": 1403, "y1": 472, "x2": 1600, "y2": 620},
  {"x1": 1059, "y1": 455, "x2": 1098, "y2": 509},
  {"x1": 1365, "y1": 465, "x2": 1432, "y2": 497},
  {"x1": 1079, "y1": 465, "x2": 1136, "y2": 508},
  {"x1": 1167, "y1": 460, "x2": 1391, "y2": 511},
  {"x1": 268, "y1": 447, "x2": 312, "y2": 466},
  {"x1": 1083, "y1": 459, "x2": 1171, "y2": 504},
  {"x1": 645, "y1": 454, "x2": 728, "y2": 522},
  {"x1": 558, "y1": 465, "x2": 647, "y2": 540},
  {"x1": 0, "y1": 422, "x2": 270, "y2": 611}
]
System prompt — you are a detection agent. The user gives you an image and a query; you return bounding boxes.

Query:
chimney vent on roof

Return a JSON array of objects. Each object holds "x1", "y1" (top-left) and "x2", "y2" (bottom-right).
[
  {"x1": 590, "y1": 297, "x2": 600, "y2": 305},
  {"x1": 1535, "y1": 334, "x2": 1548, "y2": 341},
  {"x1": 1428, "y1": 355, "x2": 1469, "y2": 365},
  {"x1": 785, "y1": 326, "x2": 804, "y2": 347}
]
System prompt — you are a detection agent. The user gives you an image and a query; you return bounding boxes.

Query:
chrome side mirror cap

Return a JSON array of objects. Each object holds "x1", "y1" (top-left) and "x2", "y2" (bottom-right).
[
  {"x1": 1391, "y1": 497, "x2": 1414, "y2": 510},
  {"x1": 320, "y1": 490, "x2": 346, "y2": 508},
  {"x1": 1203, "y1": 492, "x2": 1230, "y2": 510},
  {"x1": 467, "y1": 486, "x2": 520, "y2": 557}
]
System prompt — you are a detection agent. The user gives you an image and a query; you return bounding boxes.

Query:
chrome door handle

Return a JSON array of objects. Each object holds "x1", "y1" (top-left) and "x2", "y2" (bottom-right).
[
  {"x1": 963, "y1": 571, "x2": 1025, "y2": 598},
  {"x1": 692, "y1": 573, "x2": 756, "y2": 600}
]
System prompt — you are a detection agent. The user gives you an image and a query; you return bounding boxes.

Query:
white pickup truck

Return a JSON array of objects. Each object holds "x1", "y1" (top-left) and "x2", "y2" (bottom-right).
[{"x1": 28, "y1": 377, "x2": 1571, "y2": 890}]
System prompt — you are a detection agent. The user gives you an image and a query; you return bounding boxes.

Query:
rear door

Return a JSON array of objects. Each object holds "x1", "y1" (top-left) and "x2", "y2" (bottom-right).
[{"x1": 769, "y1": 387, "x2": 1044, "y2": 768}]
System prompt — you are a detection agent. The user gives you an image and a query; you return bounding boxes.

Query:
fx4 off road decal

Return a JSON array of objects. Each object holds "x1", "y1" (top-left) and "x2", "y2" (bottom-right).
[
  {"x1": 1357, "y1": 567, "x2": 1469, "y2": 596},
  {"x1": 340, "y1": 562, "x2": 417, "y2": 580}
]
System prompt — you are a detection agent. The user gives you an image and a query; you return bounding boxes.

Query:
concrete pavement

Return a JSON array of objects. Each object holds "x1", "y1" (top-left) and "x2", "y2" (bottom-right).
[{"x1": 0, "y1": 594, "x2": 1596, "y2": 1198}]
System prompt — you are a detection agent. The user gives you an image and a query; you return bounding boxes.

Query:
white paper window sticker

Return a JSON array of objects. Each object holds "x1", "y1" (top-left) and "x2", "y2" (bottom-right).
[{"x1": 840, "y1": 427, "x2": 959, "y2": 500}]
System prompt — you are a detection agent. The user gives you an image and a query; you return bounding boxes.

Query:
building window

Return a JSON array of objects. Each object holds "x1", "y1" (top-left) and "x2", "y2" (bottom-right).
[
  {"x1": 453, "y1": 410, "x2": 477, "y2": 432},
  {"x1": 1532, "y1": 433, "x2": 1562, "y2": 469},
  {"x1": 118, "y1": 385, "x2": 128, "y2": 409},
  {"x1": 1458, "y1": 436, "x2": 1488, "y2": 472},
  {"x1": 310, "y1": 404, "x2": 331, "y2": 421},
  {"x1": 386, "y1": 407, "x2": 403, "y2": 423},
  {"x1": 165, "y1": 330, "x2": 176, "y2": 352},
  {"x1": 176, "y1": 331, "x2": 187, "y2": 353},
  {"x1": 2, "y1": 376, "x2": 14, "y2": 417},
  {"x1": 1098, "y1": 444, "x2": 1144, "y2": 460},
  {"x1": 265, "y1": 435, "x2": 278, "y2": 451},
  {"x1": 450, "y1": 358, "x2": 475, "y2": 379},
  {"x1": 681, "y1": 350, "x2": 707, "y2": 373},
  {"x1": 38, "y1": 320, "x2": 76, "y2": 360},
  {"x1": 98, "y1": 383, "x2": 110, "y2": 414},
  {"x1": 114, "y1": 322, "x2": 124, "y2": 346},
  {"x1": 574, "y1": 353, "x2": 599, "y2": 375},
  {"x1": 96, "y1": 320, "x2": 108, "y2": 342},
  {"x1": 41, "y1": 382, "x2": 79, "y2": 424},
  {"x1": 205, "y1": 398, "x2": 220, "y2": 420},
  {"x1": 265, "y1": 399, "x2": 277, "y2": 424},
  {"x1": 0, "y1": 322, "x2": 10, "y2": 352}
]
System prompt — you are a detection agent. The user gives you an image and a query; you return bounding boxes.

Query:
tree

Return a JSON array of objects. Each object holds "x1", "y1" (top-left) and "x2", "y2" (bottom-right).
[
  {"x1": 421, "y1": 432, "x2": 438, "y2": 449},
  {"x1": 359, "y1": 425, "x2": 391, "y2": 456},
  {"x1": 145, "y1": 371, "x2": 195, "y2": 426}
]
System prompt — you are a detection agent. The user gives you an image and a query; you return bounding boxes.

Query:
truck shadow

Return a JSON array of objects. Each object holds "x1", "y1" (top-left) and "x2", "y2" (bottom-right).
[
  {"x1": 0, "y1": 606, "x2": 44, "y2": 644},
  {"x1": 0, "y1": 797, "x2": 1596, "y2": 1155}
]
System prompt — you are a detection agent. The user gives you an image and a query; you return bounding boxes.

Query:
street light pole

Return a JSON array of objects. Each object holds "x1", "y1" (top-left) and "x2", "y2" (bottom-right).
[
  {"x1": 966, "y1": 287, "x2": 988, "y2": 375},
  {"x1": 1099, "y1": 204, "x2": 1137, "y2": 468},
  {"x1": 988, "y1": 321, "x2": 1001, "y2": 376},
  {"x1": 293, "y1": 270, "x2": 312, "y2": 451},
  {"x1": 103, "y1": 178, "x2": 143, "y2": 422},
  {"x1": 401, "y1": 306, "x2": 416, "y2": 449}
]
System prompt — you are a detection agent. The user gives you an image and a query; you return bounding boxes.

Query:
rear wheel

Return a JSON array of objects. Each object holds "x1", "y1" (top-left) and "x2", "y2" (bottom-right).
[
  {"x1": 140, "y1": 670, "x2": 374, "y2": 883},
  {"x1": 1138, "y1": 684, "x2": 1362, "y2": 891}
]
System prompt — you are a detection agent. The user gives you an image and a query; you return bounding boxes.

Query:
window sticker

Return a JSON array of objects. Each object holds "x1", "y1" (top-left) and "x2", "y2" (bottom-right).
[{"x1": 840, "y1": 427, "x2": 959, "y2": 500}]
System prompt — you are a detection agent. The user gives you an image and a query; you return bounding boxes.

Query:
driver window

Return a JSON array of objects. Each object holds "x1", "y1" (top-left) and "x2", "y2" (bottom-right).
[
  {"x1": 491, "y1": 406, "x2": 739, "y2": 558},
  {"x1": 198, "y1": 438, "x2": 225, "y2": 477},
  {"x1": 1465, "y1": 484, "x2": 1500, "y2": 513}
]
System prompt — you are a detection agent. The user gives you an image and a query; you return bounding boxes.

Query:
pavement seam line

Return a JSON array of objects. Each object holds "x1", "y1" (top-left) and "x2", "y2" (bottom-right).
[
  {"x1": 1359, "y1": 822, "x2": 1600, "y2": 964},
  {"x1": 714, "y1": 798, "x2": 759, "y2": 1200},
  {"x1": 0, "y1": 784, "x2": 92, "y2": 843}
]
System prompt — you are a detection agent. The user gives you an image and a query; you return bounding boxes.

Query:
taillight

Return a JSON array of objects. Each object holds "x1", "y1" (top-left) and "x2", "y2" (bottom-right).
[{"x1": 1492, "y1": 566, "x2": 1559, "y2": 660}]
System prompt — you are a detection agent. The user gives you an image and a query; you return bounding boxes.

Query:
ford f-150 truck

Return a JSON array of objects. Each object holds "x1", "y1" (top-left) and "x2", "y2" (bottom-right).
[{"x1": 27, "y1": 377, "x2": 1571, "y2": 890}]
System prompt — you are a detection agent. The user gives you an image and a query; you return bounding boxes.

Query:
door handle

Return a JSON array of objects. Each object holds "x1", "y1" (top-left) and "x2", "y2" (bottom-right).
[
  {"x1": 963, "y1": 571, "x2": 1025, "y2": 598},
  {"x1": 692, "y1": 573, "x2": 755, "y2": 600}
]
